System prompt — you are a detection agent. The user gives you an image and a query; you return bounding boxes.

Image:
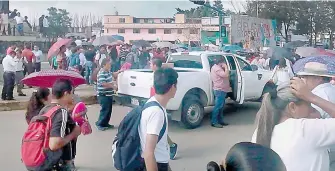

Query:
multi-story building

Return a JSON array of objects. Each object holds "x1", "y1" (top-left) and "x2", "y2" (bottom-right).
[{"x1": 103, "y1": 14, "x2": 202, "y2": 45}]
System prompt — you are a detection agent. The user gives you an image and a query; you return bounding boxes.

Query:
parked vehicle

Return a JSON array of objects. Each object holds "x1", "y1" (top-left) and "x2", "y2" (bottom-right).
[{"x1": 115, "y1": 51, "x2": 273, "y2": 129}]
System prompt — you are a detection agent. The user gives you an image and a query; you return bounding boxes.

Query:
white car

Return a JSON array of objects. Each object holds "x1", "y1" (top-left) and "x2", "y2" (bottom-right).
[{"x1": 115, "y1": 51, "x2": 273, "y2": 129}]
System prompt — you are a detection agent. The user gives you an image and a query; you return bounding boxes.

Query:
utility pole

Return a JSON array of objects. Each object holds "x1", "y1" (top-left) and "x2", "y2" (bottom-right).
[
  {"x1": 256, "y1": 0, "x2": 259, "y2": 17},
  {"x1": 189, "y1": 0, "x2": 226, "y2": 49}
]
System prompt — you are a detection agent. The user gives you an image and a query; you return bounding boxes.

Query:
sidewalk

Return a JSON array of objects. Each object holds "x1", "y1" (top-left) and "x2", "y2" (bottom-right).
[{"x1": 0, "y1": 85, "x2": 97, "y2": 111}]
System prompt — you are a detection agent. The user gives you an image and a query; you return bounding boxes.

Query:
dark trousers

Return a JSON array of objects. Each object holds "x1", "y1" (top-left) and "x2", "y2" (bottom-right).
[
  {"x1": 137, "y1": 163, "x2": 170, "y2": 171},
  {"x1": 34, "y1": 62, "x2": 41, "y2": 72},
  {"x1": 211, "y1": 90, "x2": 227, "y2": 124},
  {"x1": 2, "y1": 72, "x2": 15, "y2": 100},
  {"x1": 97, "y1": 95, "x2": 113, "y2": 127}
]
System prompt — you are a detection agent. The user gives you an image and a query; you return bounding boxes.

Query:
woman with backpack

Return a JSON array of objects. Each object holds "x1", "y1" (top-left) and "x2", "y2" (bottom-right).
[{"x1": 25, "y1": 87, "x2": 50, "y2": 124}]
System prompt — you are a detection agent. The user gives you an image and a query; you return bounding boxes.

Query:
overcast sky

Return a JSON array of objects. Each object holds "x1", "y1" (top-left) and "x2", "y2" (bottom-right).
[{"x1": 10, "y1": 1, "x2": 245, "y2": 22}]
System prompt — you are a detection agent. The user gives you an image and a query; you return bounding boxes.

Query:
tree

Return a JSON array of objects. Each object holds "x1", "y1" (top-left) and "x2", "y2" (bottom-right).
[
  {"x1": 47, "y1": 7, "x2": 72, "y2": 38},
  {"x1": 212, "y1": 0, "x2": 224, "y2": 16}
]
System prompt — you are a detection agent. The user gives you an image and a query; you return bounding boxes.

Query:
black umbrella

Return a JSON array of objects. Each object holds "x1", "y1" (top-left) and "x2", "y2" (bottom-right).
[
  {"x1": 283, "y1": 40, "x2": 306, "y2": 49},
  {"x1": 266, "y1": 47, "x2": 294, "y2": 60},
  {"x1": 132, "y1": 40, "x2": 151, "y2": 48}
]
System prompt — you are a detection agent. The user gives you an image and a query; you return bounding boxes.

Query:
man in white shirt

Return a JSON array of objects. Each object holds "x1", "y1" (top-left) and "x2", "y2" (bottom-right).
[
  {"x1": 43, "y1": 16, "x2": 49, "y2": 37},
  {"x1": 32, "y1": 45, "x2": 43, "y2": 72},
  {"x1": 1, "y1": 51, "x2": 17, "y2": 100},
  {"x1": 14, "y1": 12, "x2": 24, "y2": 36},
  {"x1": 297, "y1": 61, "x2": 335, "y2": 170},
  {"x1": 95, "y1": 46, "x2": 108, "y2": 67},
  {"x1": 14, "y1": 50, "x2": 26, "y2": 96},
  {"x1": 0, "y1": 10, "x2": 9, "y2": 36},
  {"x1": 138, "y1": 68, "x2": 178, "y2": 171}
]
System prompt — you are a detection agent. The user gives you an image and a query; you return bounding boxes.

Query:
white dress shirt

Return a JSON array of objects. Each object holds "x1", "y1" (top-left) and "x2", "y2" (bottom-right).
[
  {"x1": 32, "y1": 50, "x2": 43, "y2": 63},
  {"x1": 2, "y1": 55, "x2": 17, "y2": 72},
  {"x1": 43, "y1": 18, "x2": 49, "y2": 27},
  {"x1": 79, "y1": 52, "x2": 86, "y2": 66},
  {"x1": 14, "y1": 56, "x2": 24, "y2": 71}
]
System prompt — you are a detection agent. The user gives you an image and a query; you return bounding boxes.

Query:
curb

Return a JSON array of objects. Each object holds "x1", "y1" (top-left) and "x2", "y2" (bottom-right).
[{"x1": 0, "y1": 95, "x2": 98, "y2": 111}]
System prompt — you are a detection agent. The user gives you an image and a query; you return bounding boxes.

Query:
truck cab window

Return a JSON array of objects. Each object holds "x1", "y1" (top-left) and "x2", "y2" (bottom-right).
[
  {"x1": 236, "y1": 57, "x2": 252, "y2": 71},
  {"x1": 226, "y1": 56, "x2": 237, "y2": 70},
  {"x1": 208, "y1": 55, "x2": 227, "y2": 69}
]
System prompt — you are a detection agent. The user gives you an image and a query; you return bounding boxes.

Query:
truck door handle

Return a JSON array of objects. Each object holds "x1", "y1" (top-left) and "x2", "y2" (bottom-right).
[
  {"x1": 130, "y1": 83, "x2": 136, "y2": 86},
  {"x1": 130, "y1": 76, "x2": 136, "y2": 79}
]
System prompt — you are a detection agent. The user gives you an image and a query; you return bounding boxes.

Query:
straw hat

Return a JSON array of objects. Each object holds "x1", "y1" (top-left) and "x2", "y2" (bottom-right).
[{"x1": 297, "y1": 62, "x2": 334, "y2": 78}]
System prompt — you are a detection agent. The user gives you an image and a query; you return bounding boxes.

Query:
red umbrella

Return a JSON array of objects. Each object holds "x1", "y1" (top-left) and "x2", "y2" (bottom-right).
[
  {"x1": 21, "y1": 69, "x2": 86, "y2": 88},
  {"x1": 47, "y1": 38, "x2": 72, "y2": 59}
]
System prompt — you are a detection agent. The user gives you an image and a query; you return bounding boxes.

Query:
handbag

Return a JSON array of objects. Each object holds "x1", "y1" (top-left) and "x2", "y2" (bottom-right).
[{"x1": 72, "y1": 102, "x2": 92, "y2": 135}]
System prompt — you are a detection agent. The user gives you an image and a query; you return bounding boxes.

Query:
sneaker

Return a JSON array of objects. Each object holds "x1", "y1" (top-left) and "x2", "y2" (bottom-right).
[
  {"x1": 106, "y1": 124, "x2": 115, "y2": 129},
  {"x1": 170, "y1": 143, "x2": 178, "y2": 160},
  {"x1": 95, "y1": 123, "x2": 108, "y2": 131},
  {"x1": 61, "y1": 162, "x2": 77, "y2": 171},
  {"x1": 211, "y1": 123, "x2": 223, "y2": 128}
]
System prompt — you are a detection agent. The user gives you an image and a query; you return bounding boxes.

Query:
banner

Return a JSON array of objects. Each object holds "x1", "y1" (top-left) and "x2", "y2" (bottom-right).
[{"x1": 231, "y1": 15, "x2": 277, "y2": 50}]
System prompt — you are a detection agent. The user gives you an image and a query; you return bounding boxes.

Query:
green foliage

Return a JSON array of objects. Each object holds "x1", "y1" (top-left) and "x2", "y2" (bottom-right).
[
  {"x1": 175, "y1": 1, "x2": 233, "y2": 18},
  {"x1": 47, "y1": 7, "x2": 72, "y2": 38},
  {"x1": 246, "y1": 1, "x2": 335, "y2": 45}
]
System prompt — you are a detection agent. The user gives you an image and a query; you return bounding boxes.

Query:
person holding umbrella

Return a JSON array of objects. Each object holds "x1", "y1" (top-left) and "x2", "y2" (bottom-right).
[
  {"x1": 56, "y1": 45, "x2": 68, "y2": 70},
  {"x1": 296, "y1": 62, "x2": 335, "y2": 169}
]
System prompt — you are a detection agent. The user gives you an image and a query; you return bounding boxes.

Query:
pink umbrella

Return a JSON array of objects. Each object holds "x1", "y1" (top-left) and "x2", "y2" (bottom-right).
[
  {"x1": 47, "y1": 38, "x2": 72, "y2": 59},
  {"x1": 21, "y1": 69, "x2": 86, "y2": 88},
  {"x1": 295, "y1": 47, "x2": 335, "y2": 57}
]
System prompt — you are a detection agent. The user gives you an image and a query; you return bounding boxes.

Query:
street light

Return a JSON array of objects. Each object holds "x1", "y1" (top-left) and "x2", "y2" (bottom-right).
[{"x1": 189, "y1": 0, "x2": 225, "y2": 49}]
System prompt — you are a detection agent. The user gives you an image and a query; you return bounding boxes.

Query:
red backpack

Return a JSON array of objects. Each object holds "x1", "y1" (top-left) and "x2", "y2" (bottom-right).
[{"x1": 21, "y1": 106, "x2": 60, "y2": 170}]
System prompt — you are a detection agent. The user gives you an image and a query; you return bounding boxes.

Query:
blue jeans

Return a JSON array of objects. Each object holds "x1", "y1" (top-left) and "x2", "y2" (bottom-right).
[
  {"x1": 85, "y1": 61, "x2": 93, "y2": 85},
  {"x1": 17, "y1": 23, "x2": 23, "y2": 35},
  {"x1": 97, "y1": 95, "x2": 113, "y2": 127},
  {"x1": 211, "y1": 90, "x2": 227, "y2": 124}
]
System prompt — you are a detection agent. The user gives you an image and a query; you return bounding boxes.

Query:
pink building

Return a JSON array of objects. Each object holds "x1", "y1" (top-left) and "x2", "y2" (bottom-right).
[{"x1": 104, "y1": 14, "x2": 202, "y2": 44}]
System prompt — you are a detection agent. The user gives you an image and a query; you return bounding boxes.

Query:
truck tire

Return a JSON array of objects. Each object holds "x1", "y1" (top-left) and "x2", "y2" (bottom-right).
[{"x1": 180, "y1": 96, "x2": 204, "y2": 129}]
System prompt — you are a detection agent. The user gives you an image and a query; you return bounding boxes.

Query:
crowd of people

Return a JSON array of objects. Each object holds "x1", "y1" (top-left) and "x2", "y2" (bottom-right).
[
  {"x1": 12, "y1": 35, "x2": 335, "y2": 171},
  {"x1": 0, "y1": 8, "x2": 33, "y2": 36},
  {"x1": 2, "y1": 43, "x2": 42, "y2": 100}
]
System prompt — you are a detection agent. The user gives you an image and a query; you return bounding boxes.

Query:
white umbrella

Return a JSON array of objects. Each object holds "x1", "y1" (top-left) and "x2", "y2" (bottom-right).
[{"x1": 152, "y1": 42, "x2": 172, "y2": 48}]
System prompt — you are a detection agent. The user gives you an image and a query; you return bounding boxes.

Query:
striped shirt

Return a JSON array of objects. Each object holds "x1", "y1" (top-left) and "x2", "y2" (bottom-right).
[{"x1": 97, "y1": 68, "x2": 114, "y2": 96}]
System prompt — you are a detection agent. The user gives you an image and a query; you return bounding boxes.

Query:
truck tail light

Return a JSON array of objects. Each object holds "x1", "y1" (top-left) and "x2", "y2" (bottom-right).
[{"x1": 150, "y1": 86, "x2": 156, "y2": 97}]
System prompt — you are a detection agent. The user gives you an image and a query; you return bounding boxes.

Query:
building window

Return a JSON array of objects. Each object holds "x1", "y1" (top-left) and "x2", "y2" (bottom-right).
[
  {"x1": 190, "y1": 28, "x2": 199, "y2": 34},
  {"x1": 118, "y1": 29, "x2": 125, "y2": 33},
  {"x1": 148, "y1": 28, "x2": 156, "y2": 34},
  {"x1": 177, "y1": 29, "x2": 182, "y2": 34},
  {"x1": 164, "y1": 29, "x2": 171, "y2": 34},
  {"x1": 133, "y1": 28, "x2": 140, "y2": 34},
  {"x1": 107, "y1": 18, "x2": 110, "y2": 23},
  {"x1": 144, "y1": 19, "x2": 149, "y2": 23},
  {"x1": 119, "y1": 18, "x2": 125, "y2": 23},
  {"x1": 106, "y1": 29, "x2": 109, "y2": 33}
]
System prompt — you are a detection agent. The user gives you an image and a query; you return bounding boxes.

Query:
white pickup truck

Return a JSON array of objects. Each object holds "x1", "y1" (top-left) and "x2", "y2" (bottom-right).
[{"x1": 115, "y1": 51, "x2": 273, "y2": 129}]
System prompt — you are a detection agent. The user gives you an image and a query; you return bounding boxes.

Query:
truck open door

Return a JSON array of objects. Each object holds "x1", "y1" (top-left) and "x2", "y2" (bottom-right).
[{"x1": 225, "y1": 55, "x2": 245, "y2": 104}]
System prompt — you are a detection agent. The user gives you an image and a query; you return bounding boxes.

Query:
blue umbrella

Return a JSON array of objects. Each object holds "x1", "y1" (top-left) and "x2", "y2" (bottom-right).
[
  {"x1": 112, "y1": 35, "x2": 125, "y2": 42},
  {"x1": 223, "y1": 45, "x2": 243, "y2": 53},
  {"x1": 293, "y1": 56, "x2": 335, "y2": 75}
]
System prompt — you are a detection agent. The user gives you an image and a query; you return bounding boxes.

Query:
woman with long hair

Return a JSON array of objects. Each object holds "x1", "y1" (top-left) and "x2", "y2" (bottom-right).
[
  {"x1": 25, "y1": 88, "x2": 50, "y2": 124},
  {"x1": 207, "y1": 142, "x2": 286, "y2": 171},
  {"x1": 252, "y1": 78, "x2": 335, "y2": 171},
  {"x1": 271, "y1": 58, "x2": 294, "y2": 86}
]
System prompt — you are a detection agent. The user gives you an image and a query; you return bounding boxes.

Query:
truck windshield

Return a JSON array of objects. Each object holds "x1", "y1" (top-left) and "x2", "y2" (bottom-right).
[{"x1": 167, "y1": 55, "x2": 203, "y2": 69}]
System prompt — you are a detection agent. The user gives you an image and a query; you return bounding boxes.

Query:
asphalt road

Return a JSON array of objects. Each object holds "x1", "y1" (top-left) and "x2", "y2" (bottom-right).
[{"x1": 0, "y1": 103, "x2": 260, "y2": 171}]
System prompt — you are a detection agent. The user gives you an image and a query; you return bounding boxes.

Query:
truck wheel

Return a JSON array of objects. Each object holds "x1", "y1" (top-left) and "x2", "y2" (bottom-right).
[{"x1": 180, "y1": 96, "x2": 204, "y2": 129}]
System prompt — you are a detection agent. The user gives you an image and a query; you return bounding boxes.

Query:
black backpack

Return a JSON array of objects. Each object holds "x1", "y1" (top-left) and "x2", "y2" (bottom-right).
[{"x1": 112, "y1": 101, "x2": 167, "y2": 171}]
